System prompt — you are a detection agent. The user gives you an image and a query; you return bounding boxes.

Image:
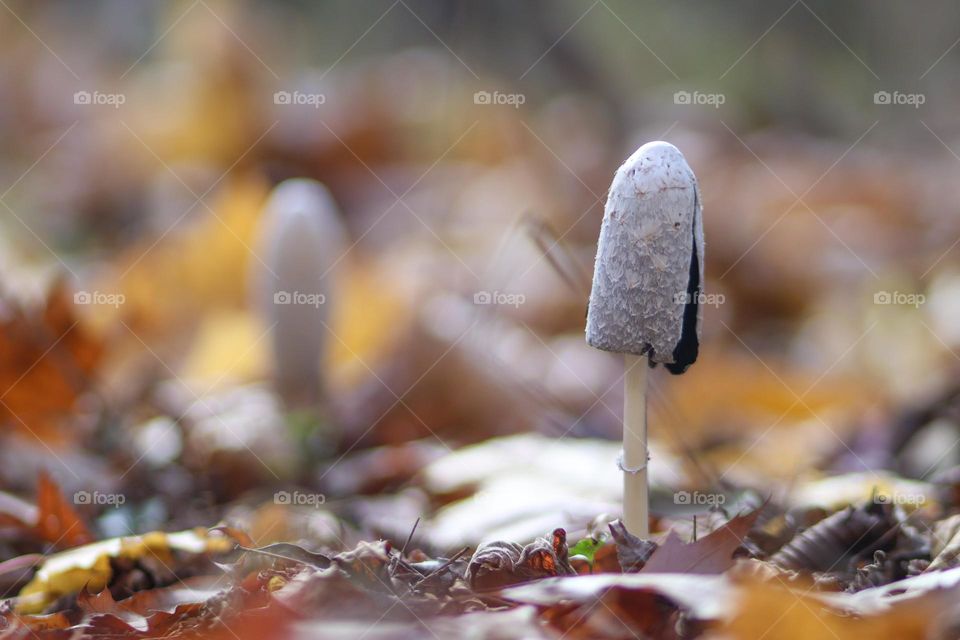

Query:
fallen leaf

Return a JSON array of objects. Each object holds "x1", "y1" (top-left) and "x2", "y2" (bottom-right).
[
  {"x1": 927, "y1": 513, "x2": 960, "y2": 571},
  {"x1": 725, "y1": 577, "x2": 953, "y2": 640},
  {"x1": 608, "y1": 519, "x2": 657, "y2": 572},
  {"x1": 503, "y1": 573, "x2": 735, "y2": 638},
  {"x1": 34, "y1": 471, "x2": 94, "y2": 550},
  {"x1": 466, "y1": 529, "x2": 575, "y2": 591},
  {"x1": 640, "y1": 508, "x2": 761, "y2": 574},
  {"x1": 0, "y1": 280, "x2": 102, "y2": 444},
  {"x1": 771, "y1": 503, "x2": 895, "y2": 573},
  {"x1": 16, "y1": 528, "x2": 236, "y2": 614}
]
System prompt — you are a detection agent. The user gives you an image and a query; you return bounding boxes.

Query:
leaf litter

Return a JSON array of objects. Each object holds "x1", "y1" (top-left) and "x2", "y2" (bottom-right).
[{"x1": 2, "y1": 16, "x2": 960, "y2": 640}]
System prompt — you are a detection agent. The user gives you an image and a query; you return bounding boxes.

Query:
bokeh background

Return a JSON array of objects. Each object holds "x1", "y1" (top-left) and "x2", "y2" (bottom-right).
[{"x1": 2, "y1": 0, "x2": 960, "y2": 549}]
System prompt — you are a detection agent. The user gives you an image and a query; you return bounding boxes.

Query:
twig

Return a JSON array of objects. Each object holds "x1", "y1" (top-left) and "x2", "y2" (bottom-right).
[
  {"x1": 390, "y1": 517, "x2": 421, "y2": 578},
  {"x1": 412, "y1": 546, "x2": 470, "y2": 589}
]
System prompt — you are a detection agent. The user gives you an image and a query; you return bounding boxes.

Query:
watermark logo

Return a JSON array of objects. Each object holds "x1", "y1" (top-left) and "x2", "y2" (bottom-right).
[
  {"x1": 74, "y1": 490, "x2": 125, "y2": 508},
  {"x1": 674, "y1": 490, "x2": 726, "y2": 506},
  {"x1": 274, "y1": 90, "x2": 326, "y2": 108},
  {"x1": 873, "y1": 91, "x2": 925, "y2": 108},
  {"x1": 874, "y1": 492, "x2": 925, "y2": 506},
  {"x1": 74, "y1": 90, "x2": 126, "y2": 109},
  {"x1": 274, "y1": 490, "x2": 326, "y2": 508},
  {"x1": 74, "y1": 290, "x2": 125, "y2": 308},
  {"x1": 874, "y1": 290, "x2": 925, "y2": 308},
  {"x1": 473, "y1": 290, "x2": 526, "y2": 308},
  {"x1": 473, "y1": 90, "x2": 525, "y2": 109},
  {"x1": 673, "y1": 291, "x2": 725, "y2": 308},
  {"x1": 273, "y1": 291, "x2": 326, "y2": 308},
  {"x1": 674, "y1": 90, "x2": 725, "y2": 108}
]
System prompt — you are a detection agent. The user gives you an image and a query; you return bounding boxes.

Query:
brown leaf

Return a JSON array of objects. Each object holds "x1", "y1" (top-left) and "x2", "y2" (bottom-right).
[
  {"x1": 771, "y1": 503, "x2": 896, "y2": 573},
  {"x1": 331, "y1": 540, "x2": 393, "y2": 589},
  {"x1": 0, "y1": 280, "x2": 102, "y2": 444},
  {"x1": 34, "y1": 471, "x2": 93, "y2": 549},
  {"x1": 1, "y1": 610, "x2": 72, "y2": 635},
  {"x1": 502, "y1": 573, "x2": 736, "y2": 637},
  {"x1": 466, "y1": 529, "x2": 575, "y2": 591},
  {"x1": 76, "y1": 576, "x2": 224, "y2": 634},
  {"x1": 609, "y1": 519, "x2": 657, "y2": 572},
  {"x1": 640, "y1": 508, "x2": 761, "y2": 574},
  {"x1": 725, "y1": 577, "x2": 951, "y2": 640},
  {"x1": 927, "y1": 513, "x2": 960, "y2": 572},
  {"x1": 224, "y1": 542, "x2": 332, "y2": 575}
]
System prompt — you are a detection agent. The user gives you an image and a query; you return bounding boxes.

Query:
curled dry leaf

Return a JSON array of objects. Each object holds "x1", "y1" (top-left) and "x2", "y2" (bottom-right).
[
  {"x1": 927, "y1": 513, "x2": 960, "y2": 572},
  {"x1": 331, "y1": 540, "x2": 393, "y2": 589},
  {"x1": 608, "y1": 520, "x2": 657, "y2": 572},
  {"x1": 466, "y1": 528, "x2": 575, "y2": 591},
  {"x1": 771, "y1": 503, "x2": 896, "y2": 573}
]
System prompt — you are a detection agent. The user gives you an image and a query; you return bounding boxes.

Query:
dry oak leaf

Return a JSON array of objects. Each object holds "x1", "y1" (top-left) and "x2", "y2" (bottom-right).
[
  {"x1": 640, "y1": 508, "x2": 761, "y2": 574},
  {"x1": 34, "y1": 471, "x2": 94, "y2": 550},
  {"x1": 0, "y1": 279, "x2": 102, "y2": 444}
]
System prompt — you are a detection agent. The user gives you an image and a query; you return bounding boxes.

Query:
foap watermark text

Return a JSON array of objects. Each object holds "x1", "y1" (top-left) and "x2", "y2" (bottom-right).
[
  {"x1": 874, "y1": 290, "x2": 924, "y2": 308},
  {"x1": 74, "y1": 291, "x2": 125, "y2": 308},
  {"x1": 274, "y1": 490, "x2": 326, "y2": 508},
  {"x1": 674, "y1": 490, "x2": 726, "y2": 506},
  {"x1": 474, "y1": 290, "x2": 525, "y2": 308},
  {"x1": 674, "y1": 90, "x2": 725, "y2": 108},
  {"x1": 874, "y1": 90, "x2": 925, "y2": 108},
  {"x1": 274, "y1": 90, "x2": 326, "y2": 108},
  {"x1": 74, "y1": 490, "x2": 126, "y2": 508},
  {"x1": 474, "y1": 90, "x2": 525, "y2": 108},
  {"x1": 274, "y1": 291, "x2": 326, "y2": 308},
  {"x1": 674, "y1": 291, "x2": 725, "y2": 307},
  {"x1": 74, "y1": 90, "x2": 125, "y2": 109}
]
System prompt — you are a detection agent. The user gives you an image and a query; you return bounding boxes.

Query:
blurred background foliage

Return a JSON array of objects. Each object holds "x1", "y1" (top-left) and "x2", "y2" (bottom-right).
[{"x1": 0, "y1": 0, "x2": 959, "y2": 546}]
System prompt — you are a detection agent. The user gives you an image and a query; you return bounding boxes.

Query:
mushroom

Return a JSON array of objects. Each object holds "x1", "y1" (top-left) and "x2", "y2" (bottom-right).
[
  {"x1": 586, "y1": 141, "x2": 704, "y2": 536},
  {"x1": 254, "y1": 178, "x2": 347, "y2": 410}
]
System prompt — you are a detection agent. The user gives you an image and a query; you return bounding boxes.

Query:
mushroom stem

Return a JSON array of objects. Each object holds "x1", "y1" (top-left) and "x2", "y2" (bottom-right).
[{"x1": 622, "y1": 354, "x2": 650, "y2": 537}]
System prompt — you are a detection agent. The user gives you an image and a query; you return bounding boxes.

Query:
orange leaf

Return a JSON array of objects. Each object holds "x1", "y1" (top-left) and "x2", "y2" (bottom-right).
[
  {"x1": 0, "y1": 279, "x2": 102, "y2": 444},
  {"x1": 34, "y1": 471, "x2": 94, "y2": 549}
]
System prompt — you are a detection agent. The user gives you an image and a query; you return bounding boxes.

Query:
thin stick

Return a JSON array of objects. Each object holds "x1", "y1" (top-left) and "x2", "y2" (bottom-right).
[
  {"x1": 411, "y1": 547, "x2": 470, "y2": 589},
  {"x1": 391, "y1": 517, "x2": 421, "y2": 577},
  {"x1": 623, "y1": 354, "x2": 649, "y2": 537}
]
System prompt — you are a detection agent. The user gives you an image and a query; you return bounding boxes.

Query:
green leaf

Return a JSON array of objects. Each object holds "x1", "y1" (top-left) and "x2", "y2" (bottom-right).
[{"x1": 570, "y1": 537, "x2": 604, "y2": 562}]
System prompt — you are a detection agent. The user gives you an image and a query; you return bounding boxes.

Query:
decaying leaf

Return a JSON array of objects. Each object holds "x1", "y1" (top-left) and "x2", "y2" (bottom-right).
[
  {"x1": 466, "y1": 528, "x2": 575, "y2": 591},
  {"x1": 503, "y1": 573, "x2": 735, "y2": 638},
  {"x1": 771, "y1": 503, "x2": 896, "y2": 573},
  {"x1": 0, "y1": 279, "x2": 102, "y2": 444},
  {"x1": 927, "y1": 513, "x2": 960, "y2": 572},
  {"x1": 34, "y1": 471, "x2": 94, "y2": 550},
  {"x1": 725, "y1": 575, "x2": 957, "y2": 640},
  {"x1": 640, "y1": 508, "x2": 761, "y2": 574},
  {"x1": 16, "y1": 528, "x2": 237, "y2": 614},
  {"x1": 76, "y1": 575, "x2": 224, "y2": 634},
  {"x1": 608, "y1": 520, "x2": 657, "y2": 572}
]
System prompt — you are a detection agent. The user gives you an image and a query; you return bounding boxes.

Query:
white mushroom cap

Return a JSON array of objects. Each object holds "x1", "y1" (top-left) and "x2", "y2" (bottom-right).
[
  {"x1": 255, "y1": 178, "x2": 348, "y2": 406},
  {"x1": 585, "y1": 141, "x2": 704, "y2": 374}
]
